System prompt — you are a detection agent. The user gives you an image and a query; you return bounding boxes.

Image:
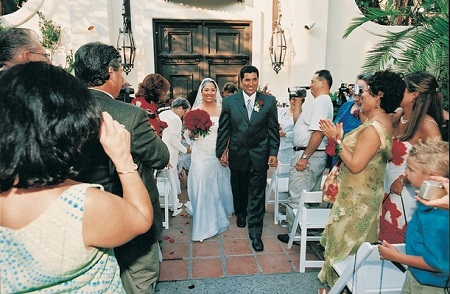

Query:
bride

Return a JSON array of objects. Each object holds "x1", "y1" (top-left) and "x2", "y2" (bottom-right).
[{"x1": 185, "y1": 78, "x2": 234, "y2": 242}]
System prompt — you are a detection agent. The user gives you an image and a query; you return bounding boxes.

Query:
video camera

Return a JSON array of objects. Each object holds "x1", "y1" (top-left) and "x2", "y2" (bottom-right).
[
  {"x1": 117, "y1": 87, "x2": 135, "y2": 103},
  {"x1": 336, "y1": 83, "x2": 349, "y2": 106},
  {"x1": 288, "y1": 86, "x2": 310, "y2": 99}
]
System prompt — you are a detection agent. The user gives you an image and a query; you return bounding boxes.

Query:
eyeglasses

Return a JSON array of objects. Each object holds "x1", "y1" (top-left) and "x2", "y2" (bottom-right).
[
  {"x1": 354, "y1": 84, "x2": 370, "y2": 96},
  {"x1": 29, "y1": 51, "x2": 51, "y2": 60}
]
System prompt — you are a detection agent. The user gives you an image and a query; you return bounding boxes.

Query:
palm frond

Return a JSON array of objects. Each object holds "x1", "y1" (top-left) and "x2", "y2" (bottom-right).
[
  {"x1": 361, "y1": 28, "x2": 412, "y2": 71},
  {"x1": 343, "y1": 7, "x2": 409, "y2": 38}
]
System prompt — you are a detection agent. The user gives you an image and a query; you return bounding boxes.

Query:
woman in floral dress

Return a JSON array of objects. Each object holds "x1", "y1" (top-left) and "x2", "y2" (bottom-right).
[
  {"x1": 379, "y1": 71, "x2": 443, "y2": 243},
  {"x1": 317, "y1": 70, "x2": 404, "y2": 291}
]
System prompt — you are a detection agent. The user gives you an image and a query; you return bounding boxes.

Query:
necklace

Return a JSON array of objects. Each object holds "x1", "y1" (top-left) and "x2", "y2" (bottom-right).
[{"x1": 400, "y1": 115, "x2": 409, "y2": 124}]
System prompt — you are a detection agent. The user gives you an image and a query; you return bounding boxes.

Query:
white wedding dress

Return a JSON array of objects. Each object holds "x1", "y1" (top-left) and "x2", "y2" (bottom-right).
[{"x1": 186, "y1": 116, "x2": 234, "y2": 241}]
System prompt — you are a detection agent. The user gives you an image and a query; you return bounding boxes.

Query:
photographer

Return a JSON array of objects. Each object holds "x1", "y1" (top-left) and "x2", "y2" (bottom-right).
[
  {"x1": 277, "y1": 70, "x2": 333, "y2": 245},
  {"x1": 336, "y1": 83, "x2": 349, "y2": 106},
  {"x1": 117, "y1": 83, "x2": 135, "y2": 103}
]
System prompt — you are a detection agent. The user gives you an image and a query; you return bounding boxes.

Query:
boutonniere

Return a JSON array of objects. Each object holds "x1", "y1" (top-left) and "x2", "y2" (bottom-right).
[
  {"x1": 352, "y1": 108, "x2": 360, "y2": 119},
  {"x1": 253, "y1": 99, "x2": 264, "y2": 112}
]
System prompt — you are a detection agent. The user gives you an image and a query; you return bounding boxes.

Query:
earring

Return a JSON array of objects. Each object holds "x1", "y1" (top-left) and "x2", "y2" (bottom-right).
[
  {"x1": 410, "y1": 98, "x2": 415, "y2": 103},
  {"x1": 375, "y1": 103, "x2": 379, "y2": 109}
]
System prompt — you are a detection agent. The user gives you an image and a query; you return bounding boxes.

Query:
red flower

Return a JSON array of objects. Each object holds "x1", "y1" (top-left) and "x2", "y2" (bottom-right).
[
  {"x1": 184, "y1": 109, "x2": 213, "y2": 138},
  {"x1": 352, "y1": 109, "x2": 360, "y2": 119},
  {"x1": 253, "y1": 98, "x2": 264, "y2": 112},
  {"x1": 325, "y1": 140, "x2": 337, "y2": 156},
  {"x1": 391, "y1": 139, "x2": 408, "y2": 166},
  {"x1": 326, "y1": 183, "x2": 339, "y2": 199}
]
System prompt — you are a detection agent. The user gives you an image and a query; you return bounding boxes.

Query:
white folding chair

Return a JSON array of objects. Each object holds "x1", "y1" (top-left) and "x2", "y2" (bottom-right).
[
  {"x1": 265, "y1": 163, "x2": 290, "y2": 224},
  {"x1": 329, "y1": 242, "x2": 407, "y2": 294},
  {"x1": 155, "y1": 168, "x2": 172, "y2": 230},
  {"x1": 287, "y1": 190, "x2": 331, "y2": 272}
]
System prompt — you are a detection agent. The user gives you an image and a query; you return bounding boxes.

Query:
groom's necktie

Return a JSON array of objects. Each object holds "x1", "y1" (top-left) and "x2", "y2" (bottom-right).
[{"x1": 246, "y1": 99, "x2": 253, "y2": 119}]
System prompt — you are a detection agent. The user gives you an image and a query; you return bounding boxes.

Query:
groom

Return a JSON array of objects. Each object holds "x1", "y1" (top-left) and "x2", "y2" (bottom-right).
[{"x1": 216, "y1": 65, "x2": 279, "y2": 251}]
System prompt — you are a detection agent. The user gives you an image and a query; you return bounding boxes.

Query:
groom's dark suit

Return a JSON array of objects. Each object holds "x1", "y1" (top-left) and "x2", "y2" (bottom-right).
[{"x1": 216, "y1": 91, "x2": 279, "y2": 239}]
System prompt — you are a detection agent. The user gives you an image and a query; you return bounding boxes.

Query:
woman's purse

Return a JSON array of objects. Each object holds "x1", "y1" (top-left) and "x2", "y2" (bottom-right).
[{"x1": 322, "y1": 158, "x2": 343, "y2": 204}]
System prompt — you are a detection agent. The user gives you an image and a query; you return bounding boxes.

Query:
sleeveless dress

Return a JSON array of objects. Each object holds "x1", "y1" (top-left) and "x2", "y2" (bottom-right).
[
  {"x1": 186, "y1": 116, "x2": 234, "y2": 241},
  {"x1": 0, "y1": 184, "x2": 125, "y2": 293},
  {"x1": 379, "y1": 139, "x2": 417, "y2": 243},
  {"x1": 318, "y1": 119, "x2": 392, "y2": 287}
]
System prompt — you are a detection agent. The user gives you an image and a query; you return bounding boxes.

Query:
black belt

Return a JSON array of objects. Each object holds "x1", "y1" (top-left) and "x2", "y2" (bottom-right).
[
  {"x1": 293, "y1": 147, "x2": 325, "y2": 152},
  {"x1": 293, "y1": 146, "x2": 306, "y2": 151}
]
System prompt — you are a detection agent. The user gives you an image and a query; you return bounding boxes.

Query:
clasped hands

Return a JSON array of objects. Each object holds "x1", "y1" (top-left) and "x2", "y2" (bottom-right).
[
  {"x1": 319, "y1": 119, "x2": 343, "y2": 141},
  {"x1": 218, "y1": 152, "x2": 278, "y2": 168}
]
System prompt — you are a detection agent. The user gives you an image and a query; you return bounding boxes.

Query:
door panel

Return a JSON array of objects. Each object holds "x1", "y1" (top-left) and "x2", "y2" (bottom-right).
[{"x1": 154, "y1": 20, "x2": 251, "y2": 98}]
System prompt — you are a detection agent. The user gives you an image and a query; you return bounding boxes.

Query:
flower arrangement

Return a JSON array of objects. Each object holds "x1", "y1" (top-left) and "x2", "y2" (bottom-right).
[
  {"x1": 325, "y1": 140, "x2": 338, "y2": 156},
  {"x1": 184, "y1": 109, "x2": 213, "y2": 138},
  {"x1": 253, "y1": 98, "x2": 264, "y2": 112},
  {"x1": 257, "y1": 83, "x2": 272, "y2": 95}
]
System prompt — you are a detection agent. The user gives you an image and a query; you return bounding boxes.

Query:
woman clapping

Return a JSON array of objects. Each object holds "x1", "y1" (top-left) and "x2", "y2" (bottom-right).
[{"x1": 317, "y1": 70, "x2": 405, "y2": 291}]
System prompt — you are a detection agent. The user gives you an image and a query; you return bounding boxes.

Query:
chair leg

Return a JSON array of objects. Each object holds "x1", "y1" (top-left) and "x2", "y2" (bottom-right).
[
  {"x1": 299, "y1": 214, "x2": 307, "y2": 273},
  {"x1": 287, "y1": 207, "x2": 300, "y2": 248}
]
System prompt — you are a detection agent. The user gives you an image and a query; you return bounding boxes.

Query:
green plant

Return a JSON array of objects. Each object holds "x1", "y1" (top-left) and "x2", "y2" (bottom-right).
[
  {"x1": 65, "y1": 49, "x2": 74, "y2": 74},
  {"x1": 37, "y1": 11, "x2": 61, "y2": 51},
  {"x1": 346, "y1": 0, "x2": 449, "y2": 109}
]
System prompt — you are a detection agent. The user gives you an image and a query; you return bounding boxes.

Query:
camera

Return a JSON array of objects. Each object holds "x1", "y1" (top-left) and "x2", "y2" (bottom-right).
[
  {"x1": 418, "y1": 180, "x2": 446, "y2": 200},
  {"x1": 336, "y1": 83, "x2": 350, "y2": 106},
  {"x1": 354, "y1": 84, "x2": 364, "y2": 96},
  {"x1": 288, "y1": 86, "x2": 310, "y2": 99},
  {"x1": 117, "y1": 87, "x2": 135, "y2": 103}
]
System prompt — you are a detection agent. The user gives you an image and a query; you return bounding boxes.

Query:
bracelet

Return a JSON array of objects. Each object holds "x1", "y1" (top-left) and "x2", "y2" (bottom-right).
[
  {"x1": 117, "y1": 163, "x2": 138, "y2": 174},
  {"x1": 335, "y1": 139, "x2": 343, "y2": 154}
]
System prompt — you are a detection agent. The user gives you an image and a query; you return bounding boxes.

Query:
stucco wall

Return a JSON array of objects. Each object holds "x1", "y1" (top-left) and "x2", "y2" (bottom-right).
[{"x1": 1, "y1": 0, "x2": 406, "y2": 103}]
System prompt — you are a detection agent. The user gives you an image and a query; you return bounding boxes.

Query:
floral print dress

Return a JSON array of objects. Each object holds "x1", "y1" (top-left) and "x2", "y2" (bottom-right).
[
  {"x1": 318, "y1": 119, "x2": 392, "y2": 287},
  {"x1": 379, "y1": 138, "x2": 416, "y2": 243}
]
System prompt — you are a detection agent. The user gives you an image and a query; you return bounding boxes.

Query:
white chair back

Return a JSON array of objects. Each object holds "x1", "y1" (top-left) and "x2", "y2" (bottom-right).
[
  {"x1": 330, "y1": 242, "x2": 407, "y2": 294},
  {"x1": 265, "y1": 163, "x2": 290, "y2": 224},
  {"x1": 288, "y1": 190, "x2": 331, "y2": 272}
]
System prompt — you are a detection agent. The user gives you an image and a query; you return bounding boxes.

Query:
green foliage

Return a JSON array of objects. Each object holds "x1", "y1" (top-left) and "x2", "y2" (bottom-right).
[
  {"x1": 346, "y1": 0, "x2": 449, "y2": 109},
  {"x1": 37, "y1": 11, "x2": 61, "y2": 51},
  {"x1": 65, "y1": 50, "x2": 74, "y2": 74}
]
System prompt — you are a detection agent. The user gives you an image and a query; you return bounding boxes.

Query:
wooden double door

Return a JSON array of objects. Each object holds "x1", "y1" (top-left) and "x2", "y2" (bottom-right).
[{"x1": 154, "y1": 20, "x2": 252, "y2": 99}]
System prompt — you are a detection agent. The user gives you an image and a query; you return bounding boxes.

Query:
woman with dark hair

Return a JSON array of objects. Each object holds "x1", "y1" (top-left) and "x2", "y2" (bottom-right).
[
  {"x1": 379, "y1": 71, "x2": 443, "y2": 244},
  {"x1": 317, "y1": 70, "x2": 405, "y2": 291},
  {"x1": 0, "y1": 62, "x2": 153, "y2": 293},
  {"x1": 131, "y1": 73, "x2": 171, "y2": 137}
]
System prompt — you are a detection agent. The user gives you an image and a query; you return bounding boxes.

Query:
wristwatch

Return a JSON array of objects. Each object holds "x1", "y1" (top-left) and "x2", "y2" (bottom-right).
[{"x1": 301, "y1": 154, "x2": 309, "y2": 159}]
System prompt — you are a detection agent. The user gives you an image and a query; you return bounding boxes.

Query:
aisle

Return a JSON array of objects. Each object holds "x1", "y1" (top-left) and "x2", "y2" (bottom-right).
[{"x1": 158, "y1": 175, "x2": 324, "y2": 281}]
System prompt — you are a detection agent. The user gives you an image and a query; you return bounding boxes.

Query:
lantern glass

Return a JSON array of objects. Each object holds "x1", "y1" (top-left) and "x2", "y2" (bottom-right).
[{"x1": 269, "y1": 26, "x2": 287, "y2": 74}]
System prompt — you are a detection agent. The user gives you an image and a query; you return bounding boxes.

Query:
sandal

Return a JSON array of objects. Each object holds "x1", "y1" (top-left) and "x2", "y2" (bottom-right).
[{"x1": 318, "y1": 287, "x2": 330, "y2": 294}]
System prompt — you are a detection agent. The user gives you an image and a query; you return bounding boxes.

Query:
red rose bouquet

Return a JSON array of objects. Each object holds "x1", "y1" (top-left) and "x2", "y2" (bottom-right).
[{"x1": 184, "y1": 109, "x2": 213, "y2": 138}]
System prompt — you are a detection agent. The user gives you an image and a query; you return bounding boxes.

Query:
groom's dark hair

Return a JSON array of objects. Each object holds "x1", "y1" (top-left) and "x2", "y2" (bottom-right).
[{"x1": 240, "y1": 65, "x2": 259, "y2": 79}]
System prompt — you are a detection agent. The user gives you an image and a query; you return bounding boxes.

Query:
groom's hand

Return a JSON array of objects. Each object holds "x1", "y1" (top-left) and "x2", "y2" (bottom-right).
[
  {"x1": 268, "y1": 156, "x2": 277, "y2": 167},
  {"x1": 219, "y1": 151, "x2": 229, "y2": 167}
]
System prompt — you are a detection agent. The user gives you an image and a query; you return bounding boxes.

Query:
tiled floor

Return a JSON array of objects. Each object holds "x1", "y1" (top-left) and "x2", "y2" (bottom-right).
[{"x1": 158, "y1": 175, "x2": 324, "y2": 281}]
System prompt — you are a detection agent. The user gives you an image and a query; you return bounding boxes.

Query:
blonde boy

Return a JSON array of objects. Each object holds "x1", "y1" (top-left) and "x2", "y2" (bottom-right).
[{"x1": 379, "y1": 138, "x2": 449, "y2": 293}]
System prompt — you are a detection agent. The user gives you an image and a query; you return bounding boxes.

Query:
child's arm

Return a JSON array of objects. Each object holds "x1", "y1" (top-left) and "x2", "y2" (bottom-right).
[{"x1": 378, "y1": 241, "x2": 438, "y2": 272}]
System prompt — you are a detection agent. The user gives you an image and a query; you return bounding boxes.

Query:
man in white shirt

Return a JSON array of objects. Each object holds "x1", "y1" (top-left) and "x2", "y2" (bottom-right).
[{"x1": 278, "y1": 69, "x2": 334, "y2": 244}]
